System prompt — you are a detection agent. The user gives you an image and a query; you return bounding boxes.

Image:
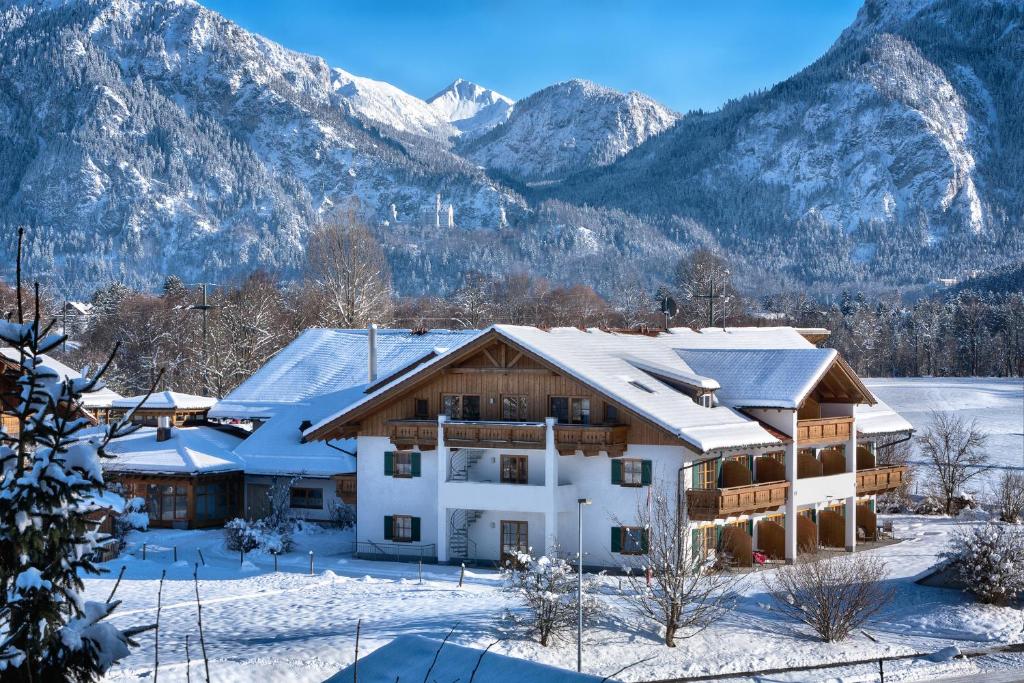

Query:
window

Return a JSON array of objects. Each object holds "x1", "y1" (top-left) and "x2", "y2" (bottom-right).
[
  {"x1": 620, "y1": 526, "x2": 647, "y2": 555},
  {"x1": 693, "y1": 525, "x2": 717, "y2": 557},
  {"x1": 699, "y1": 393, "x2": 713, "y2": 408},
  {"x1": 290, "y1": 487, "x2": 324, "y2": 510},
  {"x1": 195, "y1": 481, "x2": 230, "y2": 520},
  {"x1": 394, "y1": 451, "x2": 413, "y2": 477},
  {"x1": 501, "y1": 395, "x2": 528, "y2": 421},
  {"x1": 385, "y1": 451, "x2": 421, "y2": 478},
  {"x1": 414, "y1": 398, "x2": 429, "y2": 419},
  {"x1": 604, "y1": 404, "x2": 619, "y2": 424},
  {"x1": 622, "y1": 459, "x2": 644, "y2": 486},
  {"x1": 145, "y1": 483, "x2": 188, "y2": 522},
  {"x1": 500, "y1": 454, "x2": 528, "y2": 484},
  {"x1": 391, "y1": 515, "x2": 413, "y2": 542},
  {"x1": 550, "y1": 396, "x2": 590, "y2": 424},
  {"x1": 442, "y1": 394, "x2": 480, "y2": 420},
  {"x1": 612, "y1": 459, "x2": 651, "y2": 487},
  {"x1": 693, "y1": 459, "x2": 717, "y2": 490}
]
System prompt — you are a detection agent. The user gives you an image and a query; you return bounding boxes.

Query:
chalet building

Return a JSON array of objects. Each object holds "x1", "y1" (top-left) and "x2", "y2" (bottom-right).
[
  {"x1": 303, "y1": 325, "x2": 912, "y2": 568},
  {"x1": 0, "y1": 347, "x2": 123, "y2": 434},
  {"x1": 103, "y1": 396, "x2": 244, "y2": 529},
  {"x1": 209, "y1": 327, "x2": 478, "y2": 521}
]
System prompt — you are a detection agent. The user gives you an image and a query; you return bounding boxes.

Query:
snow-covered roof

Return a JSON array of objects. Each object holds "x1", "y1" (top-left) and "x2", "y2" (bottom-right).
[
  {"x1": 856, "y1": 392, "x2": 914, "y2": 436},
  {"x1": 209, "y1": 328, "x2": 480, "y2": 420},
  {"x1": 675, "y1": 348, "x2": 837, "y2": 408},
  {"x1": 324, "y1": 634, "x2": 609, "y2": 683},
  {"x1": 111, "y1": 391, "x2": 217, "y2": 411},
  {"x1": 233, "y1": 386, "x2": 362, "y2": 477},
  {"x1": 103, "y1": 425, "x2": 243, "y2": 474},
  {"x1": 66, "y1": 301, "x2": 94, "y2": 316},
  {"x1": 0, "y1": 347, "x2": 123, "y2": 410}
]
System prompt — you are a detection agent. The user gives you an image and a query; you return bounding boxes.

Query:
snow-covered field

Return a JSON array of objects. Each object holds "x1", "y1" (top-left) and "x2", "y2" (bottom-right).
[{"x1": 90, "y1": 378, "x2": 1024, "y2": 682}]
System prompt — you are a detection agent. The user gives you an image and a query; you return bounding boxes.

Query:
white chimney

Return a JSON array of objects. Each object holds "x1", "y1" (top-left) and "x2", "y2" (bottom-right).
[
  {"x1": 368, "y1": 323, "x2": 378, "y2": 384},
  {"x1": 156, "y1": 415, "x2": 172, "y2": 442}
]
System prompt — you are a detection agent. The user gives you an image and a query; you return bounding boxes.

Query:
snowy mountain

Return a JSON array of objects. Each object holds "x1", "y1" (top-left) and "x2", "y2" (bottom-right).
[
  {"x1": 0, "y1": 0, "x2": 1021, "y2": 298},
  {"x1": 547, "y1": 0, "x2": 1023, "y2": 288},
  {"x1": 427, "y1": 78, "x2": 513, "y2": 137},
  {"x1": 461, "y1": 79, "x2": 679, "y2": 183}
]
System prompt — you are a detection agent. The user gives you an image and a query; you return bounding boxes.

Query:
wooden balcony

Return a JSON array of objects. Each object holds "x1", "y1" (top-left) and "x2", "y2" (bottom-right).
[
  {"x1": 856, "y1": 465, "x2": 908, "y2": 495},
  {"x1": 797, "y1": 416, "x2": 853, "y2": 446},
  {"x1": 386, "y1": 420, "x2": 628, "y2": 455},
  {"x1": 686, "y1": 481, "x2": 790, "y2": 521}
]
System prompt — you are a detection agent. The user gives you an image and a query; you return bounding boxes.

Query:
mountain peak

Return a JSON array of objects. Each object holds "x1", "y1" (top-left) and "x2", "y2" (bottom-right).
[{"x1": 427, "y1": 78, "x2": 513, "y2": 136}]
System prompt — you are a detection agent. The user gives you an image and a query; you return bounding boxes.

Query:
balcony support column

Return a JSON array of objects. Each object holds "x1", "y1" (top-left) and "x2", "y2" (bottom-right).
[
  {"x1": 436, "y1": 415, "x2": 449, "y2": 563},
  {"x1": 543, "y1": 417, "x2": 558, "y2": 557},
  {"x1": 845, "y1": 415, "x2": 857, "y2": 553},
  {"x1": 785, "y1": 411, "x2": 798, "y2": 564}
]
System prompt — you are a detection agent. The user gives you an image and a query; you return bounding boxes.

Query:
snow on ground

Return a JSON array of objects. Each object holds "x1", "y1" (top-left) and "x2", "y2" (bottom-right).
[
  {"x1": 90, "y1": 378, "x2": 1024, "y2": 682},
  {"x1": 866, "y1": 377, "x2": 1024, "y2": 484},
  {"x1": 92, "y1": 516, "x2": 1023, "y2": 682}
]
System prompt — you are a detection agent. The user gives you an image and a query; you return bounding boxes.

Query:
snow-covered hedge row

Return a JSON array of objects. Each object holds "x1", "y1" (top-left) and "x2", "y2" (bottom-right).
[{"x1": 943, "y1": 522, "x2": 1024, "y2": 605}]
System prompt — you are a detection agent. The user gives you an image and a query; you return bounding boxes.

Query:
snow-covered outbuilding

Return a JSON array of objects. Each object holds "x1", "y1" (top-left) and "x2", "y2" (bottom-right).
[
  {"x1": 304, "y1": 325, "x2": 913, "y2": 568},
  {"x1": 111, "y1": 390, "x2": 218, "y2": 426},
  {"x1": 325, "y1": 634, "x2": 610, "y2": 683}
]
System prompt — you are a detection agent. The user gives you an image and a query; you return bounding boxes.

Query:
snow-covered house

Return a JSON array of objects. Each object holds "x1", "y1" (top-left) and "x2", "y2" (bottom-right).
[
  {"x1": 111, "y1": 391, "x2": 218, "y2": 426},
  {"x1": 209, "y1": 327, "x2": 479, "y2": 521},
  {"x1": 303, "y1": 326, "x2": 912, "y2": 568},
  {"x1": 0, "y1": 347, "x2": 123, "y2": 431}
]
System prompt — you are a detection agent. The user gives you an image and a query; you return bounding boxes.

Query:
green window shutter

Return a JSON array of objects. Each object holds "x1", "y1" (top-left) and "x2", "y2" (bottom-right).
[
  {"x1": 691, "y1": 463, "x2": 699, "y2": 488},
  {"x1": 691, "y1": 528, "x2": 699, "y2": 558},
  {"x1": 715, "y1": 525, "x2": 723, "y2": 547},
  {"x1": 747, "y1": 519, "x2": 754, "y2": 535},
  {"x1": 411, "y1": 452, "x2": 422, "y2": 477},
  {"x1": 384, "y1": 516, "x2": 393, "y2": 540},
  {"x1": 611, "y1": 460, "x2": 622, "y2": 485},
  {"x1": 641, "y1": 528, "x2": 649, "y2": 554},
  {"x1": 716, "y1": 459, "x2": 723, "y2": 487},
  {"x1": 810, "y1": 509, "x2": 817, "y2": 523},
  {"x1": 641, "y1": 460, "x2": 652, "y2": 486},
  {"x1": 384, "y1": 452, "x2": 394, "y2": 476},
  {"x1": 411, "y1": 517, "x2": 421, "y2": 542},
  {"x1": 610, "y1": 527, "x2": 621, "y2": 553},
  {"x1": 869, "y1": 499, "x2": 876, "y2": 512}
]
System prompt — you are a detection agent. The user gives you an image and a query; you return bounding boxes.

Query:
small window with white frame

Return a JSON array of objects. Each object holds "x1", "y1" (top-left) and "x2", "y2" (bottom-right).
[
  {"x1": 621, "y1": 458, "x2": 644, "y2": 486},
  {"x1": 698, "y1": 393, "x2": 713, "y2": 408},
  {"x1": 393, "y1": 451, "x2": 413, "y2": 477}
]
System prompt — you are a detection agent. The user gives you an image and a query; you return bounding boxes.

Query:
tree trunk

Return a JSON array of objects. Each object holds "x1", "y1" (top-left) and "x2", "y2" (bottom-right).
[{"x1": 665, "y1": 624, "x2": 677, "y2": 647}]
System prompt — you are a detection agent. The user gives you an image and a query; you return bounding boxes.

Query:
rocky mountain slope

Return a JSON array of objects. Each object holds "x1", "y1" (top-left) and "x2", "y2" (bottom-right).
[
  {"x1": 460, "y1": 79, "x2": 678, "y2": 183},
  {"x1": 0, "y1": 0, "x2": 1020, "y2": 298}
]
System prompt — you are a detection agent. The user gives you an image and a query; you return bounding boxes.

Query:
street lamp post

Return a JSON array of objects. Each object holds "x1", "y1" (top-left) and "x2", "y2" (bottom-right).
[{"x1": 577, "y1": 497, "x2": 591, "y2": 673}]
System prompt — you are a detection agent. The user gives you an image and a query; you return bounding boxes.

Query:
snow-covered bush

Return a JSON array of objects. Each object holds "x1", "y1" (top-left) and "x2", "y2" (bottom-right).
[
  {"x1": 114, "y1": 497, "x2": 149, "y2": 536},
  {"x1": 503, "y1": 550, "x2": 598, "y2": 647},
  {"x1": 224, "y1": 517, "x2": 294, "y2": 554},
  {"x1": 329, "y1": 500, "x2": 356, "y2": 530},
  {"x1": 766, "y1": 555, "x2": 893, "y2": 642},
  {"x1": 994, "y1": 472, "x2": 1024, "y2": 524},
  {"x1": 943, "y1": 522, "x2": 1024, "y2": 605}
]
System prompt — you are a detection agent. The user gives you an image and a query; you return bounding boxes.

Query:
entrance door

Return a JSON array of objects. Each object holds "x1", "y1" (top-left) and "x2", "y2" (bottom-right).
[
  {"x1": 246, "y1": 484, "x2": 271, "y2": 520},
  {"x1": 500, "y1": 520, "x2": 529, "y2": 566},
  {"x1": 500, "y1": 455, "x2": 528, "y2": 484}
]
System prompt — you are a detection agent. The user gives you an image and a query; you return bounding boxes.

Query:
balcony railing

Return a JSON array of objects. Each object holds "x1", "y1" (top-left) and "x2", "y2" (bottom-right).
[
  {"x1": 1, "y1": 413, "x2": 18, "y2": 438},
  {"x1": 856, "y1": 465, "x2": 908, "y2": 495},
  {"x1": 686, "y1": 481, "x2": 790, "y2": 521},
  {"x1": 797, "y1": 416, "x2": 853, "y2": 446},
  {"x1": 386, "y1": 419, "x2": 628, "y2": 455}
]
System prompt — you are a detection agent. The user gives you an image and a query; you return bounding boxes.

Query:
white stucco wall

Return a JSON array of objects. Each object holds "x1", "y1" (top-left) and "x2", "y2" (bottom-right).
[
  {"x1": 356, "y1": 435, "x2": 439, "y2": 553},
  {"x1": 745, "y1": 407, "x2": 794, "y2": 435},
  {"x1": 244, "y1": 474, "x2": 342, "y2": 522}
]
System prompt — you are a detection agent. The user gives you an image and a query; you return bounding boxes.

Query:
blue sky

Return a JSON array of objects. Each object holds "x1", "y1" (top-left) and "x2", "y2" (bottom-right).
[{"x1": 203, "y1": 0, "x2": 864, "y2": 112}]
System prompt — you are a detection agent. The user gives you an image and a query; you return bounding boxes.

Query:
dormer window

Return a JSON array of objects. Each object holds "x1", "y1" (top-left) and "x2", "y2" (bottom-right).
[{"x1": 698, "y1": 393, "x2": 713, "y2": 408}]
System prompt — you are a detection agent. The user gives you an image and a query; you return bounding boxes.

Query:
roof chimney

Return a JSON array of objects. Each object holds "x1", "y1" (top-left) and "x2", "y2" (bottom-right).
[
  {"x1": 156, "y1": 415, "x2": 172, "y2": 442},
  {"x1": 368, "y1": 323, "x2": 378, "y2": 384}
]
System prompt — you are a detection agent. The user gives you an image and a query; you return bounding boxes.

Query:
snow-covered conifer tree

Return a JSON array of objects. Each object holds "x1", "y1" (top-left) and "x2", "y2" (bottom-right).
[{"x1": 0, "y1": 229, "x2": 148, "y2": 681}]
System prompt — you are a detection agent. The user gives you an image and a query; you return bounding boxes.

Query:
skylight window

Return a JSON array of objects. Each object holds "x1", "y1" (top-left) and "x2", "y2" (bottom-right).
[{"x1": 629, "y1": 380, "x2": 654, "y2": 393}]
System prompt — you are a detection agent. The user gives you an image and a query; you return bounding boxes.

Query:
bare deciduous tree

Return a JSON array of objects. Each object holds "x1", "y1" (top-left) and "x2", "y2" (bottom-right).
[
  {"x1": 674, "y1": 249, "x2": 741, "y2": 329},
  {"x1": 765, "y1": 554, "x2": 893, "y2": 642},
  {"x1": 874, "y1": 438, "x2": 915, "y2": 512},
  {"x1": 918, "y1": 411, "x2": 990, "y2": 515},
  {"x1": 305, "y1": 209, "x2": 393, "y2": 329},
  {"x1": 502, "y1": 550, "x2": 598, "y2": 647},
  {"x1": 617, "y1": 487, "x2": 743, "y2": 647}
]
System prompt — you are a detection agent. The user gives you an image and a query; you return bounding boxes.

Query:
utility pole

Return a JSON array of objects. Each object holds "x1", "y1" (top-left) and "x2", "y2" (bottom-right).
[
  {"x1": 693, "y1": 279, "x2": 726, "y2": 329},
  {"x1": 189, "y1": 284, "x2": 215, "y2": 395}
]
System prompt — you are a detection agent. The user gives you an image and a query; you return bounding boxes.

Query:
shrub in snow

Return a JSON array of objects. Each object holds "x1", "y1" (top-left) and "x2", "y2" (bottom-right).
[
  {"x1": 914, "y1": 495, "x2": 946, "y2": 516},
  {"x1": 112, "y1": 497, "x2": 149, "y2": 550},
  {"x1": 0, "y1": 231, "x2": 145, "y2": 681},
  {"x1": 329, "y1": 500, "x2": 356, "y2": 530},
  {"x1": 942, "y1": 522, "x2": 1024, "y2": 605},
  {"x1": 994, "y1": 472, "x2": 1024, "y2": 524},
  {"x1": 224, "y1": 517, "x2": 294, "y2": 554},
  {"x1": 765, "y1": 554, "x2": 893, "y2": 642},
  {"x1": 502, "y1": 550, "x2": 598, "y2": 647}
]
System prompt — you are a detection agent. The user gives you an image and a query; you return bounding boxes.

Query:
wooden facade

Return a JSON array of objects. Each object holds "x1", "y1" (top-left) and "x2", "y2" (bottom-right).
[
  {"x1": 311, "y1": 332, "x2": 689, "y2": 451},
  {"x1": 113, "y1": 471, "x2": 243, "y2": 529},
  {"x1": 856, "y1": 465, "x2": 908, "y2": 495},
  {"x1": 686, "y1": 481, "x2": 790, "y2": 521},
  {"x1": 796, "y1": 416, "x2": 854, "y2": 446}
]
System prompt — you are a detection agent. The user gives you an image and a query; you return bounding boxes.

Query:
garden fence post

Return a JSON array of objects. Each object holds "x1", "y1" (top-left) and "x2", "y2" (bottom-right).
[
  {"x1": 309, "y1": 550, "x2": 314, "y2": 576},
  {"x1": 173, "y1": 546, "x2": 177, "y2": 563},
  {"x1": 142, "y1": 543, "x2": 146, "y2": 560},
  {"x1": 459, "y1": 563, "x2": 465, "y2": 588}
]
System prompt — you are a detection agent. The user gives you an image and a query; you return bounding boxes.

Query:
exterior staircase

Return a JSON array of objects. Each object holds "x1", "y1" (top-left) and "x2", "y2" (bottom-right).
[
  {"x1": 447, "y1": 448, "x2": 485, "y2": 482},
  {"x1": 448, "y1": 508, "x2": 483, "y2": 562}
]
